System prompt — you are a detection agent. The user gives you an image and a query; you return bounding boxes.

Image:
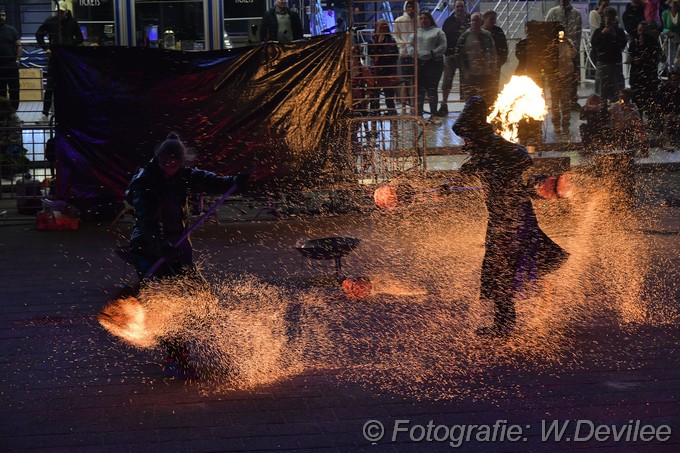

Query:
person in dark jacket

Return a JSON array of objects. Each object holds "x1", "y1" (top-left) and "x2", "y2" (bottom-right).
[
  {"x1": 35, "y1": 1, "x2": 83, "y2": 122},
  {"x1": 0, "y1": 8, "x2": 22, "y2": 112},
  {"x1": 514, "y1": 35, "x2": 528, "y2": 75},
  {"x1": 260, "y1": 0, "x2": 304, "y2": 42},
  {"x1": 657, "y1": 69, "x2": 680, "y2": 146},
  {"x1": 590, "y1": 7, "x2": 627, "y2": 101},
  {"x1": 368, "y1": 19, "x2": 399, "y2": 117},
  {"x1": 456, "y1": 13, "x2": 496, "y2": 106},
  {"x1": 125, "y1": 132, "x2": 247, "y2": 379},
  {"x1": 438, "y1": 0, "x2": 470, "y2": 115},
  {"x1": 623, "y1": 0, "x2": 646, "y2": 41},
  {"x1": 482, "y1": 10, "x2": 508, "y2": 104},
  {"x1": 579, "y1": 93, "x2": 611, "y2": 151},
  {"x1": 629, "y1": 20, "x2": 662, "y2": 121},
  {"x1": 125, "y1": 132, "x2": 247, "y2": 281},
  {"x1": 451, "y1": 96, "x2": 569, "y2": 337},
  {"x1": 547, "y1": 26, "x2": 577, "y2": 134}
]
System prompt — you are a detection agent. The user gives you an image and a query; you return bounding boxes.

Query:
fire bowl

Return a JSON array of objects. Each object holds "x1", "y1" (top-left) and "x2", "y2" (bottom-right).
[{"x1": 294, "y1": 237, "x2": 361, "y2": 261}]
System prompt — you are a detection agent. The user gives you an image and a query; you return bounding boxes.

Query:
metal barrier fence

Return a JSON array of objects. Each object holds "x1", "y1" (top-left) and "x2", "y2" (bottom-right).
[
  {"x1": 0, "y1": 122, "x2": 54, "y2": 201},
  {"x1": 349, "y1": 1, "x2": 427, "y2": 183},
  {"x1": 348, "y1": 115, "x2": 427, "y2": 181},
  {"x1": 582, "y1": 28, "x2": 675, "y2": 85},
  {"x1": 1, "y1": 3, "x2": 54, "y2": 205}
]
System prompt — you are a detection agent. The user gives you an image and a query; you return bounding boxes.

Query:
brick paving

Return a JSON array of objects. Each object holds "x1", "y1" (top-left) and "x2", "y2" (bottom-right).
[{"x1": 1, "y1": 167, "x2": 679, "y2": 452}]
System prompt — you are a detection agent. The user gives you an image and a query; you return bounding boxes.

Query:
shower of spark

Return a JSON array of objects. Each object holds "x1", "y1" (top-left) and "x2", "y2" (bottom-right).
[
  {"x1": 487, "y1": 75, "x2": 548, "y2": 142},
  {"x1": 99, "y1": 275, "x2": 307, "y2": 390},
  {"x1": 98, "y1": 174, "x2": 674, "y2": 400}
]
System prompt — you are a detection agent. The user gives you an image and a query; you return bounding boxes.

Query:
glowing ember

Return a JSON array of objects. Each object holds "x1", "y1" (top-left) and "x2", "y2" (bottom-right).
[
  {"x1": 374, "y1": 185, "x2": 398, "y2": 210},
  {"x1": 487, "y1": 75, "x2": 548, "y2": 142},
  {"x1": 535, "y1": 175, "x2": 559, "y2": 200},
  {"x1": 530, "y1": 173, "x2": 576, "y2": 200},
  {"x1": 374, "y1": 182, "x2": 416, "y2": 210},
  {"x1": 341, "y1": 275, "x2": 373, "y2": 300},
  {"x1": 555, "y1": 173, "x2": 574, "y2": 199}
]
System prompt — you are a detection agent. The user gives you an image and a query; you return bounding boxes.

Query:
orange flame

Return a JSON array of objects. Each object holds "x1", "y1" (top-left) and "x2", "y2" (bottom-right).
[
  {"x1": 98, "y1": 297, "x2": 154, "y2": 348},
  {"x1": 487, "y1": 75, "x2": 548, "y2": 142}
]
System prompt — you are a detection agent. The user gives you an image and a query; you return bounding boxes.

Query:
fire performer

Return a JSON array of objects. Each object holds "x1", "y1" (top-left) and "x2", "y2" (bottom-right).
[
  {"x1": 451, "y1": 96, "x2": 569, "y2": 337},
  {"x1": 124, "y1": 132, "x2": 248, "y2": 376},
  {"x1": 126, "y1": 132, "x2": 248, "y2": 281}
]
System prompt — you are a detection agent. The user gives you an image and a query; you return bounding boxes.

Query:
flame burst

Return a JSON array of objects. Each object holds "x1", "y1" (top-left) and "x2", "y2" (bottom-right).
[
  {"x1": 487, "y1": 75, "x2": 548, "y2": 142},
  {"x1": 98, "y1": 297, "x2": 152, "y2": 348}
]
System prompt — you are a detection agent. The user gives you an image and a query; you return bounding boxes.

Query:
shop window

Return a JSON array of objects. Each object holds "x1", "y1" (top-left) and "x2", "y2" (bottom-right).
[
  {"x1": 72, "y1": 0, "x2": 115, "y2": 45},
  {"x1": 135, "y1": 0, "x2": 204, "y2": 50}
]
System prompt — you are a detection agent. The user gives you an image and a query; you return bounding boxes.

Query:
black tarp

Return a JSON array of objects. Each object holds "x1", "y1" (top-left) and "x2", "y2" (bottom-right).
[{"x1": 52, "y1": 34, "x2": 349, "y2": 213}]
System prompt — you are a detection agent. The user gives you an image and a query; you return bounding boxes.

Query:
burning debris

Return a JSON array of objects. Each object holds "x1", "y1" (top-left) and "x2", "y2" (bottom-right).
[
  {"x1": 341, "y1": 275, "x2": 373, "y2": 300},
  {"x1": 373, "y1": 184, "x2": 399, "y2": 210},
  {"x1": 98, "y1": 297, "x2": 151, "y2": 348},
  {"x1": 530, "y1": 172, "x2": 575, "y2": 200}
]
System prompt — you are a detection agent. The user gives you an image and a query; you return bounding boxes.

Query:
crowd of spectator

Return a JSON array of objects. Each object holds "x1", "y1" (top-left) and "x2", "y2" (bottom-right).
[
  {"x1": 585, "y1": 0, "x2": 680, "y2": 149},
  {"x1": 341, "y1": 0, "x2": 680, "y2": 150}
]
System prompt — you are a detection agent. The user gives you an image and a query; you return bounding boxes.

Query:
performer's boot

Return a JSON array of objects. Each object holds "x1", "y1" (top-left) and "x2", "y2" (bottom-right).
[{"x1": 476, "y1": 298, "x2": 516, "y2": 338}]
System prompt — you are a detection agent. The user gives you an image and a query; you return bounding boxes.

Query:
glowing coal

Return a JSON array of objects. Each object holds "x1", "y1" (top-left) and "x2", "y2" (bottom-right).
[
  {"x1": 373, "y1": 182, "x2": 415, "y2": 210},
  {"x1": 374, "y1": 184, "x2": 398, "y2": 210},
  {"x1": 488, "y1": 75, "x2": 548, "y2": 142},
  {"x1": 555, "y1": 172, "x2": 574, "y2": 198},
  {"x1": 341, "y1": 275, "x2": 373, "y2": 300},
  {"x1": 536, "y1": 175, "x2": 560, "y2": 200},
  {"x1": 530, "y1": 173, "x2": 576, "y2": 200}
]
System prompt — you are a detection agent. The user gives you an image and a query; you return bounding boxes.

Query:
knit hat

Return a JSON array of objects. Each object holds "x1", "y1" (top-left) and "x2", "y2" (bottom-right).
[
  {"x1": 155, "y1": 132, "x2": 187, "y2": 164},
  {"x1": 58, "y1": 1, "x2": 68, "y2": 11}
]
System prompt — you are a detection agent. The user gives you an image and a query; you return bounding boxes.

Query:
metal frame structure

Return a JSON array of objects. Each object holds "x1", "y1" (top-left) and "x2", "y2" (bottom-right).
[{"x1": 347, "y1": 0, "x2": 426, "y2": 182}]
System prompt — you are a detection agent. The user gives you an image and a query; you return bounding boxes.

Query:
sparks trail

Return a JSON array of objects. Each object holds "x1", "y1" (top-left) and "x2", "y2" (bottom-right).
[{"x1": 99, "y1": 178, "x2": 671, "y2": 398}]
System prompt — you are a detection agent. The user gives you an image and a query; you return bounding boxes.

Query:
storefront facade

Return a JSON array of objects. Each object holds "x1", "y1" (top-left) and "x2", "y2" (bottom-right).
[{"x1": 9, "y1": 0, "x2": 269, "y2": 50}]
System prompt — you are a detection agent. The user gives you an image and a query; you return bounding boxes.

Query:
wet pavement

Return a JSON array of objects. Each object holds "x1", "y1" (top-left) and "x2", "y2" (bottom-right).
[{"x1": 1, "y1": 166, "x2": 679, "y2": 452}]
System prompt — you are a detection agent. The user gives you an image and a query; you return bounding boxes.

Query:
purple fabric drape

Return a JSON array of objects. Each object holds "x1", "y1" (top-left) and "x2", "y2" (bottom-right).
[{"x1": 51, "y1": 34, "x2": 349, "y2": 213}]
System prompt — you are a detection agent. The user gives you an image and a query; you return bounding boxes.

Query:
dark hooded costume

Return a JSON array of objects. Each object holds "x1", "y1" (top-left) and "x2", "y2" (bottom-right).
[{"x1": 453, "y1": 96, "x2": 569, "y2": 332}]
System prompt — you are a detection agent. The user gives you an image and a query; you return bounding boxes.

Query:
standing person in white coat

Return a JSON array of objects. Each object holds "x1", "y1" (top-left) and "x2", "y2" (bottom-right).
[
  {"x1": 394, "y1": 0, "x2": 418, "y2": 113},
  {"x1": 590, "y1": 0, "x2": 610, "y2": 30},
  {"x1": 409, "y1": 11, "x2": 447, "y2": 122}
]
